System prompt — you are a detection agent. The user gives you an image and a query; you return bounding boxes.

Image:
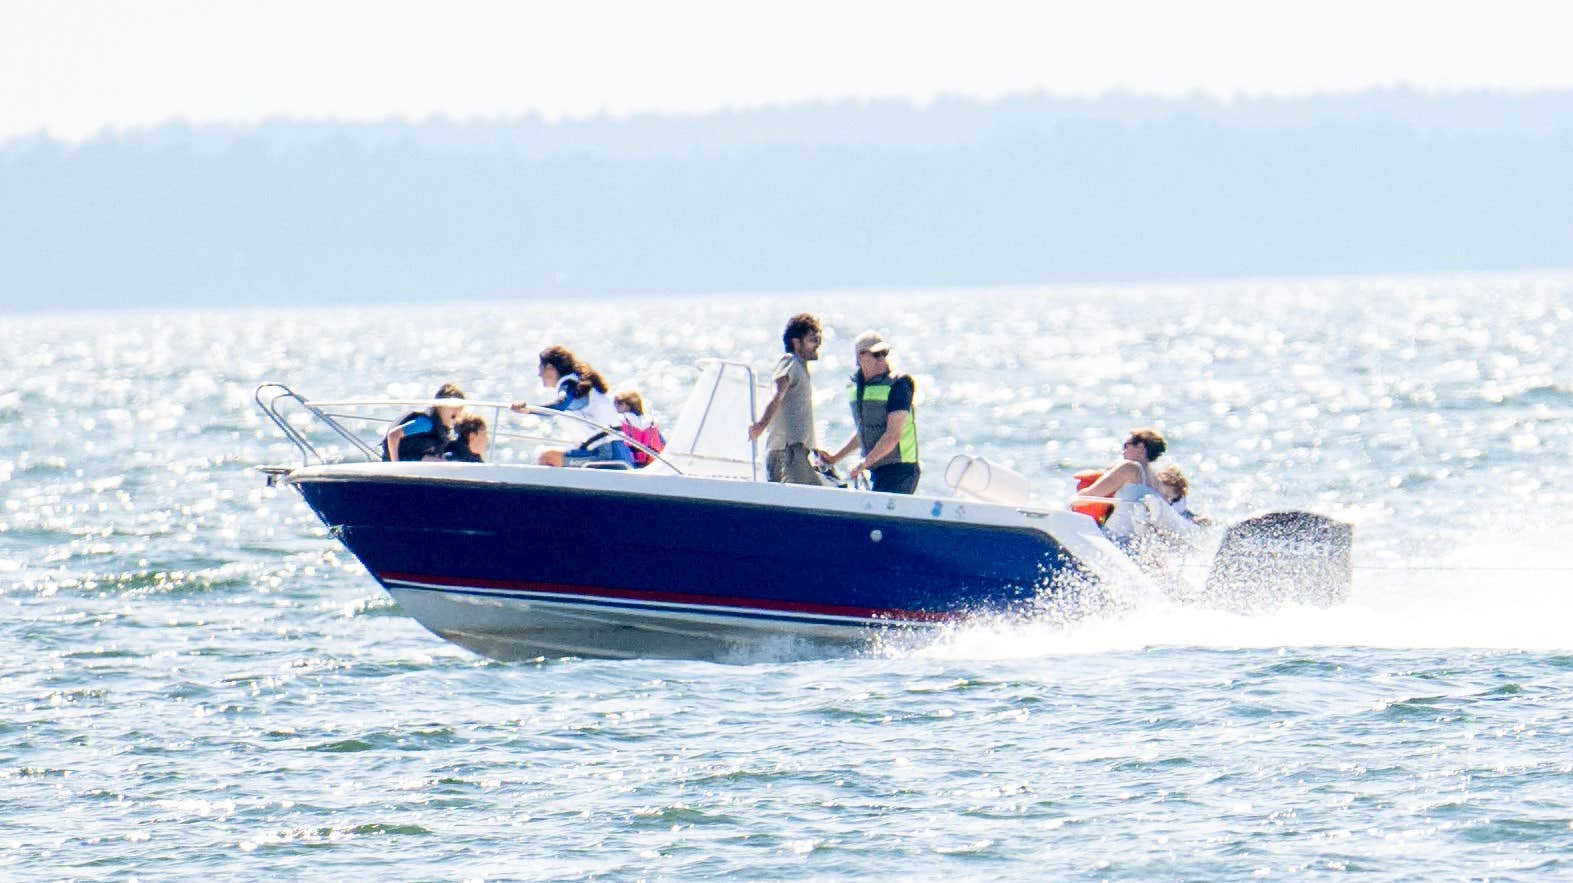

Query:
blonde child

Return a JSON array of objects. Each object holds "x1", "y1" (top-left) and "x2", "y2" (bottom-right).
[{"x1": 614, "y1": 391, "x2": 665, "y2": 467}]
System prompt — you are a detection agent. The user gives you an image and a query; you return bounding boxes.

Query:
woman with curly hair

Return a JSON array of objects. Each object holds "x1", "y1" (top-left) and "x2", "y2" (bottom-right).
[
  {"x1": 512, "y1": 346, "x2": 633, "y2": 468},
  {"x1": 1075, "y1": 428, "x2": 1170, "y2": 548}
]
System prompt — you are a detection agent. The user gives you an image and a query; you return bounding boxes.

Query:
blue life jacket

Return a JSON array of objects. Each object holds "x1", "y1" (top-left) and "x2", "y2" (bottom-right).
[{"x1": 381, "y1": 411, "x2": 451, "y2": 461}]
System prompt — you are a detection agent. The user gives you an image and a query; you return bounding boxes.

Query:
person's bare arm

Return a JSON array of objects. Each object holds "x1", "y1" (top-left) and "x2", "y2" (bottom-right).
[
  {"x1": 827, "y1": 433, "x2": 861, "y2": 464},
  {"x1": 384, "y1": 426, "x2": 406, "y2": 461},
  {"x1": 847, "y1": 410, "x2": 908, "y2": 481},
  {"x1": 1075, "y1": 461, "x2": 1138, "y2": 499},
  {"x1": 747, "y1": 375, "x2": 791, "y2": 441}
]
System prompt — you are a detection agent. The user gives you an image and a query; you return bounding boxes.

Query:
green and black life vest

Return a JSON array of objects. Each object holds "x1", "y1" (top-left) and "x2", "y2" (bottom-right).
[{"x1": 847, "y1": 373, "x2": 919, "y2": 470}]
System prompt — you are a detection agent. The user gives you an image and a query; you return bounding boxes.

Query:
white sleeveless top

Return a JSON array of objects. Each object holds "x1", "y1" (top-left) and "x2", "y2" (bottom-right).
[
  {"x1": 1102, "y1": 459, "x2": 1165, "y2": 540},
  {"x1": 556, "y1": 371, "x2": 622, "y2": 437},
  {"x1": 581, "y1": 387, "x2": 621, "y2": 429}
]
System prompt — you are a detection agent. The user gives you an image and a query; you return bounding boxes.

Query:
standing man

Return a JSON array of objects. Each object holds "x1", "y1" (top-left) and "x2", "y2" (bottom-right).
[
  {"x1": 829, "y1": 330, "x2": 921, "y2": 494},
  {"x1": 748, "y1": 313, "x2": 826, "y2": 485}
]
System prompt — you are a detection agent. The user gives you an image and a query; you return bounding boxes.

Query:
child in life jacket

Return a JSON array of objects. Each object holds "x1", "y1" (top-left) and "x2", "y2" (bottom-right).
[
  {"x1": 443, "y1": 414, "x2": 489, "y2": 462},
  {"x1": 382, "y1": 382, "x2": 466, "y2": 461},
  {"x1": 614, "y1": 390, "x2": 665, "y2": 467}
]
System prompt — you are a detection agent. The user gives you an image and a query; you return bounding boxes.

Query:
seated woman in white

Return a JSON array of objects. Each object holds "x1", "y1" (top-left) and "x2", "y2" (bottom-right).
[
  {"x1": 511, "y1": 346, "x2": 633, "y2": 468},
  {"x1": 1078, "y1": 428, "x2": 1168, "y2": 546}
]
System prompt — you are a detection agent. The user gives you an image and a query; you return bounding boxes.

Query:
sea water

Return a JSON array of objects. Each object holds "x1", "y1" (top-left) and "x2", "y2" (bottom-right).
[{"x1": 4, "y1": 272, "x2": 1573, "y2": 879}]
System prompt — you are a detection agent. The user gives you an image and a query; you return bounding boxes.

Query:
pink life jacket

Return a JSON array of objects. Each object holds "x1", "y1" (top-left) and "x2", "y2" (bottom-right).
[{"x1": 620, "y1": 418, "x2": 665, "y2": 466}]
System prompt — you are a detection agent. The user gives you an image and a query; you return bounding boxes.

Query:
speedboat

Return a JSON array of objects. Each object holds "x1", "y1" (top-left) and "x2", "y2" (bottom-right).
[{"x1": 256, "y1": 361, "x2": 1351, "y2": 661}]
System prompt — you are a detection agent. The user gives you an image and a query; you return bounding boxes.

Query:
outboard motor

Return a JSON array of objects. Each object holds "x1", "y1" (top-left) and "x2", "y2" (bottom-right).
[{"x1": 1204, "y1": 511, "x2": 1354, "y2": 612}]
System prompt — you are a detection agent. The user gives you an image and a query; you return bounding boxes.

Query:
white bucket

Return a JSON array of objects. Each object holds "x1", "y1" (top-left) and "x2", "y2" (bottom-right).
[{"x1": 943, "y1": 454, "x2": 1031, "y2": 506}]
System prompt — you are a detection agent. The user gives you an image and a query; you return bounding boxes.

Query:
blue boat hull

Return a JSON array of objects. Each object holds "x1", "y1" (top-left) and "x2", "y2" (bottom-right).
[{"x1": 291, "y1": 470, "x2": 1092, "y2": 659}]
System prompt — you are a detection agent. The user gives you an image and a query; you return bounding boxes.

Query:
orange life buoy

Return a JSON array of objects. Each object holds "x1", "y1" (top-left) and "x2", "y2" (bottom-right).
[{"x1": 1071, "y1": 469, "x2": 1112, "y2": 524}]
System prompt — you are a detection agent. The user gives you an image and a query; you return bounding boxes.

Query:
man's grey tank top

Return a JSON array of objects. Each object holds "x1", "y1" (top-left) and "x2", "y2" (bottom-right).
[{"x1": 766, "y1": 353, "x2": 816, "y2": 451}]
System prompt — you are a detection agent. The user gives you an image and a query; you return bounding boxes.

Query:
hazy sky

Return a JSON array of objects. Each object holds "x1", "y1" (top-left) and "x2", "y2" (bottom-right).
[{"x1": 6, "y1": 0, "x2": 1573, "y2": 142}]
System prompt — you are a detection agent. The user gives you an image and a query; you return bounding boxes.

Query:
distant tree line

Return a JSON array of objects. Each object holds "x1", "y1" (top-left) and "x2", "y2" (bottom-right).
[{"x1": 3, "y1": 89, "x2": 1571, "y2": 312}]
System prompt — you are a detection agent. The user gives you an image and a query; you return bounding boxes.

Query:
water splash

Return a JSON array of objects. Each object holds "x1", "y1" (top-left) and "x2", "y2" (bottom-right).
[{"x1": 900, "y1": 526, "x2": 1573, "y2": 660}]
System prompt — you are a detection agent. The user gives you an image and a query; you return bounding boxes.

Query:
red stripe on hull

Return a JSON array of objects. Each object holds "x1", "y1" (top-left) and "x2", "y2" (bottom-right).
[{"x1": 377, "y1": 570, "x2": 965, "y2": 624}]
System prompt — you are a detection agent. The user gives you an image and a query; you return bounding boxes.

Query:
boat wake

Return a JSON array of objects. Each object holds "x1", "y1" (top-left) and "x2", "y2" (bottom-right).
[{"x1": 896, "y1": 528, "x2": 1573, "y2": 661}]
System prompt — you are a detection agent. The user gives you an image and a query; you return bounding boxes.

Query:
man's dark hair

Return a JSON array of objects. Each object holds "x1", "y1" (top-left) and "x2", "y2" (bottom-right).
[{"x1": 781, "y1": 313, "x2": 821, "y2": 353}]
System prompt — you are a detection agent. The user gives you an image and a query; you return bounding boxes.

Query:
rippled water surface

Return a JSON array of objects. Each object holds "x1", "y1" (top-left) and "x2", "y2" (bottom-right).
[{"x1": 6, "y1": 272, "x2": 1573, "y2": 879}]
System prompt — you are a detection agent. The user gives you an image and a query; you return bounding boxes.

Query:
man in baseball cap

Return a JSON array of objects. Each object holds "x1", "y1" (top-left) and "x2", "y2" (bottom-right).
[{"x1": 827, "y1": 330, "x2": 921, "y2": 494}]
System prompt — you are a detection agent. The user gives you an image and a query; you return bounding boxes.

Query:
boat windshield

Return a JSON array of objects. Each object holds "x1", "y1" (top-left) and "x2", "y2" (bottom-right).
[{"x1": 649, "y1": 360, "x2": 767, "y2": 480}]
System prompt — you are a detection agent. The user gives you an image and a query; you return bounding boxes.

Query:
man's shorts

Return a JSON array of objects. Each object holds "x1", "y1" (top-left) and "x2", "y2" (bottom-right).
[
  {"x1": 870, "y1": 463, "x2": 921, "y2": 495},
  {"x1": 563, "y1": 439, "x2": 635, "y2": 468},
  {"x1": 766, "y1": 443, "x2": 824, "y2": 485}
]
